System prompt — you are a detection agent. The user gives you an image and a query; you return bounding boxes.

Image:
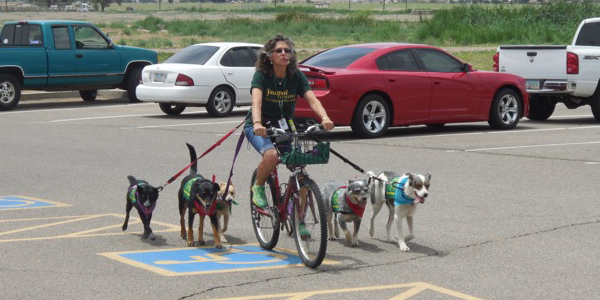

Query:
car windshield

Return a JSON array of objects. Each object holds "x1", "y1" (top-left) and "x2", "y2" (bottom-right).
[
  {"x1": 302, "y1": 47, "x2": 377, "y2": 68},
  {"x1": 165, "y1": 45, "x2": 219, "y2": 65}
]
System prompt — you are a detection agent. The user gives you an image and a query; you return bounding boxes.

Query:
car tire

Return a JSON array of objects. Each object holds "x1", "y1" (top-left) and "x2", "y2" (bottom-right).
[
  {"x1": 351, "y1": 94, "x2": 390, "y2": 138},
  {"x1": 206, "y1": 86, "x2": 234, "y2": 118},
  {"x1": 79, "y1": 90, "x2": 98, "y2": 102},
  {"x1": 527, "y1": 97, "x2": 556, "y2": 121},
  {"x1": 159, "y1": 103, "x2": 186, "y2": 115},
  {"x1": 591, "y1": 91, "x2": 600, "y2": 122},
  {"x1": 0, "y1": 74, "x2": 21, "y2": 111},
  {"x1": 126, "y1": 67, "x2": 143, "y2": 103},
  {"x1": 488, "y1": 88, "x2": 522, "y2": 130}
]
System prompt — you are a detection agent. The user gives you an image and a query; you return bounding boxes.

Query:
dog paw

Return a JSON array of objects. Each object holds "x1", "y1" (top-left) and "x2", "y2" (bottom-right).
[
  {"x1": 187, "y1": 241, "x2": 195, "y2": 247},
  {"x1": 351, "y1": 241, "x2": 360, "y2": 247},
  {"x1": 368, "y1": 227, "x2": 374, "y2": 237},
  {"x1": 328, "y1": 235, "x2": 336, "y2": 241},
  {"x1": 148, "y1": 233, "x2": 156, "y2": 241},
  {"x1": 215, "y1": 244, "x2": 223, "y2": 249},
  {"x1": 399, "y1": 242, "x2": 411, "y2": 252},
  {"x1": 122, "y1": 224, "x2": 127, "y2": 231},
  {"x1": 198, "y1": 240, "x2": 206, "y2": 246},
  {"x1": 405, "y1": 234, "x2": 414, "y2": 242},
  {"x1": 220, "y1": 236, "x2": 228, "y2": 243}
]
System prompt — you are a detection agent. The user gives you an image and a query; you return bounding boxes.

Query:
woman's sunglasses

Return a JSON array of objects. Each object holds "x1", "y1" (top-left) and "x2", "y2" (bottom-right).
[{"x1": 273, "y1": 48, "x2": 292, "y2": 54}]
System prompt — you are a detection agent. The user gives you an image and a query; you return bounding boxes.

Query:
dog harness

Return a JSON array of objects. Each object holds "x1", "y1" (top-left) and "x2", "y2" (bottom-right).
[
  {"x1": 394, "y1": 177, "x2": 414, "y2": 206},
  {"x1": 127, "y1": 184, "x2": 157, "y2": 217},
  {"x1": 330, "y1": 187, "x2": 366, "y2": 217},
  {"x1": 183, "y1": 176, "x2": 218, "y2": 216}
]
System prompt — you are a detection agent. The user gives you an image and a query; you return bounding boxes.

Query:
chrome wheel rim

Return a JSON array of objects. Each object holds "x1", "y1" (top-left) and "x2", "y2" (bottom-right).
[
  {"x1": 213, "y1": 91, "x2": 232, "y2": 113},
  {"x1": 499, "y1": 94, "x2": 519, "y2": 125},
  {"x1": 0, "y1": 81, "x2": 15, "y2": 104},
  {"x1": 361, "y1": 101, "x2": 387, "y2": 133}
]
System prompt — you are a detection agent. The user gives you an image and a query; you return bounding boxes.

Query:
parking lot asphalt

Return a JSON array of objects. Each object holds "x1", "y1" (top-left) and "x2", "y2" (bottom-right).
[{"x1": 1, "y1": 96, "x2": 599, "y2": 300}]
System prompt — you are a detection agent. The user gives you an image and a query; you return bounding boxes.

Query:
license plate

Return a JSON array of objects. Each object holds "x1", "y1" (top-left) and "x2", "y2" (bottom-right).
[
  {"x1": 526, "y1": 80, "x2": 540, "y2": 90},
  {"x1": 153, "y1": 72, "x2": 166, "y2": 83}
]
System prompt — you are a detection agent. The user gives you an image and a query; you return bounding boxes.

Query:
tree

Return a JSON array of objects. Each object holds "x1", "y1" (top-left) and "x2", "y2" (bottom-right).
[{"x1": 91, "y1": 0, "x2": 122, "y2": 12}]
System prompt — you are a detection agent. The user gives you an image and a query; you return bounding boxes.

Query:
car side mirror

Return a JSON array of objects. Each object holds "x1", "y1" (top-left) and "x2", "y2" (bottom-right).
[
  {"x1": 463, "y1": 63, "x2": 473, "y2": 72},
  {"x1": 108, "y1": 38, "x2": 114, "y2": 49}
]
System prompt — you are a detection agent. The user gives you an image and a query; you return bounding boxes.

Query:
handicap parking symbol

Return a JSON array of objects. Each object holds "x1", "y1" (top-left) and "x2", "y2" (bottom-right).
[
  {"x1": 0, "y1": 196, "x2": 70, "y2": 211},
  {"x1": 100, "y1": 245, "x2": 338, "y2": 276}
]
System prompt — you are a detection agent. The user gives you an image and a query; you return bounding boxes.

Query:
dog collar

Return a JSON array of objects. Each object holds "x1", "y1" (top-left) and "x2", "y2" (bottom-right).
[
  {"x1": 345, "y1": 193, "x2": 366, "y2": 217},
  {"x1": 330, "y1": 187, "x2": 366, "y2": 217},
  {"x1": 128, "y1": 185, "x2": 157, "y2": 217}
]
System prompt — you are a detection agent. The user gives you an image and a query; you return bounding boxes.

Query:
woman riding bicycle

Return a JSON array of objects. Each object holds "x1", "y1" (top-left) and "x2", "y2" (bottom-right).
[{"x1": 243, "y1": 34, "x2": 334, "y2": 212}]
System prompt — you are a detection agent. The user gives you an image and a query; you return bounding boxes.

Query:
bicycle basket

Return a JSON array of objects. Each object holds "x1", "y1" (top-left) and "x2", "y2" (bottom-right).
[{"x1": 280, "y1": 140, "x2": 330, "y2": 165}]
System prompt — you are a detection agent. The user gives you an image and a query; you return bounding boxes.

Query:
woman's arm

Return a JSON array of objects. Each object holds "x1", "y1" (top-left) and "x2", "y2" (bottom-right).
[
  {"x1": 251, "y1": 87, "x2": 267, "y2": 136},
  {"x1": 303, "y1": 90, "x2": 334, "y2": 130}
]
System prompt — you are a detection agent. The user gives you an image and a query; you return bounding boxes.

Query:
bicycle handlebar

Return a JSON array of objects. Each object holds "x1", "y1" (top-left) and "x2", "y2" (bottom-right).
[{"x1": 266, "y1": 124, "x2": 324, "y2": 137}]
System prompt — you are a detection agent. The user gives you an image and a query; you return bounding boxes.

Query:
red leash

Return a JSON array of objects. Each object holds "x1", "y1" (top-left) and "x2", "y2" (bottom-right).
[{"x1": 157, "y1": 120, "x2": 245, "y2": 191}]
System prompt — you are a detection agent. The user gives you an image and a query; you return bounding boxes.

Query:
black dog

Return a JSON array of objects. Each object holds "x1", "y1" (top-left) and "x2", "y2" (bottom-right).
[
  {"x1": 122, "y1": 176, "x2": 160, "y2": 240},
  {"x1": 178, "y1": 143, "x2": 222, "y2": 248}
]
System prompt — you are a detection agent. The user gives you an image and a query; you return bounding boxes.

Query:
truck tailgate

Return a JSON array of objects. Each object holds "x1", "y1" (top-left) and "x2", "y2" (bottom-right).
[{"x1": 498, "y1": 45, "x2": 567, "y2": 79}]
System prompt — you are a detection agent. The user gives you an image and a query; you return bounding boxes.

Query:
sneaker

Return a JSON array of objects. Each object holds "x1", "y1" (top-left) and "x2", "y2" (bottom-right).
[
  {"x1": 252, "y1": 185, "x2": 268, "y2": 209},
  {"x1": 298, "y1": 224, "x2": 311, "y2": 239}
]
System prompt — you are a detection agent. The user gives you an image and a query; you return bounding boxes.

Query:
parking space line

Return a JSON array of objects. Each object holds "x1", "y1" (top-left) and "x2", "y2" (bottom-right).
[
  {"x1": 0, "y1": 213, "x2": 179, "y2": 243},
  {"x1": 210, "y1": 282, "x2": 482, "y2": 300},
  {"x1": 0, "y1": 195, "x2": 71, "y2": 211},
  {"x1": 465, "y1": 141, "x2": 600, "y2": 152},
  {"x1": 0, "y1": 103, "x2": 152, "y2": 115},
  {"x1": 132, "y1": 120, "x2": 243, "y2": 129}
]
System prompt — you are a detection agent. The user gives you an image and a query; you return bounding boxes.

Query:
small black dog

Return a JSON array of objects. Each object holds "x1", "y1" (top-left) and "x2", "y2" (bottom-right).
[
  {"x1": 178, "y1": 143, "x2": 222, "y2": 248},
  {"x1": 122, "y1": 175, "x2": 160, "y2": 240}
]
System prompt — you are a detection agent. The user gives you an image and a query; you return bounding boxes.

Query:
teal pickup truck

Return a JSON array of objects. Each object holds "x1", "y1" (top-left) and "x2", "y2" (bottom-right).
[{"x1": 0, "y1": 20, "x2": 158, "y2": 111}]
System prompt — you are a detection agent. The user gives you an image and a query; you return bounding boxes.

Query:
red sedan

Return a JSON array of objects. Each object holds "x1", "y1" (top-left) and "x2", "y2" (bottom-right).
[{"x1": 295, "y1": 43, "x2": 529, "y2": 138}]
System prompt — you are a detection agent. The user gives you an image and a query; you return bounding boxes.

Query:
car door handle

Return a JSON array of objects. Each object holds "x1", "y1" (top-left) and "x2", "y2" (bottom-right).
[
  {"x1": 433, "y1": 80, "x2": 441, "y2": 85},
  {"x1": 76, "y1": 54, "x2": 83, "y2": 58},
  {"x1": 387, "y1": 78, "x2": 396, "y2": 82},
  {"x1": 226, "y1": 72, "x2": 234, "y2": 76}
]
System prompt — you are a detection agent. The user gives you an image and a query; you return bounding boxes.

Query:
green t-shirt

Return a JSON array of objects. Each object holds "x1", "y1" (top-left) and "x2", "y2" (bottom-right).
[{"x1": 245, "y1": 70, "x2": 311, "y2": 128}]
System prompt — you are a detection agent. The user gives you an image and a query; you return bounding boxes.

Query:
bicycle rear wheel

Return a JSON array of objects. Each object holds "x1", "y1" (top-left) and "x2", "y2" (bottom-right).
[
  {"x1": 291, "y1": 178, "x2": 327, "y2": 268},
  {"x1": 250, "y1": 168, "x2": 280, "y2": 250}
]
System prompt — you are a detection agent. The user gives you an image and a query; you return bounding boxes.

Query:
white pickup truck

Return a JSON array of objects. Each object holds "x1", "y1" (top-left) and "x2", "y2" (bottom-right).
[{"x1": 494, "y1": 17, "x2": 600, "y2": 121}]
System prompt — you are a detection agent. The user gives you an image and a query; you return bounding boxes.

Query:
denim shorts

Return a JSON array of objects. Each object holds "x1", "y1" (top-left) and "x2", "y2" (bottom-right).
[{"x1": 243, "y1": 126, "x2": 291, "y2": 155}]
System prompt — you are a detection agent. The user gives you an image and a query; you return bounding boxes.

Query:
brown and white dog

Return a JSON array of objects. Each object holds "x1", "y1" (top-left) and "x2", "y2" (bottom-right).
[
  {"x1": 215, "y1": 181, "x2": 236, "y2": 243},
  {"x1": 178, "y1": 143, "x2": 221, "y2": 248},
  {"x1": 322, "y1": 179, "x2": 370, "y2": 247},
  {"x1": 368, "y1": 171, "x2": 431, "y2": 252}
]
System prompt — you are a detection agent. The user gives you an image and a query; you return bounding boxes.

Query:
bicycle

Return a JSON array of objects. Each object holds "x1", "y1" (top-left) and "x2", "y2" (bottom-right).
[{"x1": 249, "y1": 124, "x2": 330, "y2": 268}]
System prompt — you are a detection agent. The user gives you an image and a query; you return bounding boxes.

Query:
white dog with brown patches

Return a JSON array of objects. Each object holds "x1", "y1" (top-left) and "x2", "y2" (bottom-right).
[{"x1": 368, "y1": 171, "x2": 431, "y2": 252}]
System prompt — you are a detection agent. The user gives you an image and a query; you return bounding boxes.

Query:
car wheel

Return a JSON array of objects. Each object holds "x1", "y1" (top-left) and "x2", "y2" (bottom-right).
[
  {"x1": 0, "y1": 74, "x2": 21, "y2": 111},
  {"x1": 126, "y1": 67, "x2": 143, "y2": 103},
  {"x1": 351, "y1": 94, "x2": 390, "y2": 138},
  {"x1": 527, "y1": 97, "x2": 556, "y2": 121},
  {"x1": 591, "y1": 92, "x2": 600, "y2": 122},
  {"x1": 79, "y1": 90, "x2": 98, "y2": 102},
  {"x1": 206, "y1": 87, "x2": 234, "y2": 118},
  {"x1": 159, "y1": 103, "x2": 186, "y2": 115},
  {"x1": 488, "y1": 88, "x2": 522, "y2": 130}
]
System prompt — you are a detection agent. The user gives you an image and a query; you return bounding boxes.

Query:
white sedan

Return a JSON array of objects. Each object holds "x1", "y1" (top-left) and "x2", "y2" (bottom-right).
[{"x1": 136, "y1": 42, "x2": 262, "y2": 117}]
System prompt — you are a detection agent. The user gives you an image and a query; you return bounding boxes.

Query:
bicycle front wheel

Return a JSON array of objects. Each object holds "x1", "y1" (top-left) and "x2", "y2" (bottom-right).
[
  {"x1": 291, "y1": 177, "x2": 327, "y2": 268},
  {"x1": 250, "y1": 168, "x2": 280, "y2": 250}
]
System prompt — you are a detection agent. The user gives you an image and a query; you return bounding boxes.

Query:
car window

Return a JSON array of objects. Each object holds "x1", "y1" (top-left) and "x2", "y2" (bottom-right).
[
  {"x1": 302, "y1": 47, "x2": 377, "y2": 68},
  {"x1": 377, "y1": 50, "x2": 420, "y2": 71},
  {"x1": 165, "y1": 45, "x2": 219, "y2": 65},
  {"x1": 73, "y1": 25, "x2": 108, "y2": 49},
  {"x1": 415, "y1": 49, "x2": 463, "y2": 72},
  {"x1": 575, "y1": 22, "x2": 600, "y2": 46},
  {"x1": 52, "y1": 26, "x2": 71, "y2": 50},
  {"x1": 221, "y1": 47, "x2": 256, "y2": 67},
  {"x1": 0, "y1": 24, "x2": 42, "y2": 46}
]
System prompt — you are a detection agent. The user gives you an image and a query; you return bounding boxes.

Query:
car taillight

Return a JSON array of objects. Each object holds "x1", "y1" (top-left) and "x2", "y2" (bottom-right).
[
  {"x1": 175, "y1": 74, "x2": 194, "y2": 86},
  {"x1": 567, "y1": 52, "x2": 578, "y2": 75},
  {"x1": 308, "y1": 77, "x2": 328, "y2": 89},
  {"x1": 492, "y1": 52, "x2": 499, "y2": 72}
]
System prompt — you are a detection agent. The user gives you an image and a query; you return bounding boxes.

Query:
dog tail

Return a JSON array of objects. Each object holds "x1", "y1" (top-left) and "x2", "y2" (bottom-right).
[
  {"x1": 186, "y1": 143, "x2": 198, "y2": 175},
  {"x1": 127, "y1": 175, "x2": 137, "y2": 186}
]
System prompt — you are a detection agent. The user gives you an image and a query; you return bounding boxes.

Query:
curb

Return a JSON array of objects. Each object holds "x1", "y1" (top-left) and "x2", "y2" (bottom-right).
[{"x1": 21, "y1": 90, "x2": 128, "y2": 101}]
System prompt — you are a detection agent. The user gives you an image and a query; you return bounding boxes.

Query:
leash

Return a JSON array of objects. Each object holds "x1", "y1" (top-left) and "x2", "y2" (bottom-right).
[
  {"x1": 311, "y1": 135, "x2": 402, "y2": 189},
  {"x1": 156, "y1": 120, "x2": 246, "y2": 192},
  {"x1": 220, "y1": 129, "x2": 246, "y2": 202}
]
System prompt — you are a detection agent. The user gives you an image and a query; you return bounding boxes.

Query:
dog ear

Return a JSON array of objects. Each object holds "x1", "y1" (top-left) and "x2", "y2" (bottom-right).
[
  {"x1": 213, "y1": 182, "x2": 221, "y2": 193},
  {"x1": 127, "y1": 175, "x2": 137, "y2": 186}
]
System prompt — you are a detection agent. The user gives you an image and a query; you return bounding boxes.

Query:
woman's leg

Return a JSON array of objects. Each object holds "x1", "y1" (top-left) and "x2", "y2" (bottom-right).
[{"x1": 255, "y1": 149, "x2": 278, "y2": 186}]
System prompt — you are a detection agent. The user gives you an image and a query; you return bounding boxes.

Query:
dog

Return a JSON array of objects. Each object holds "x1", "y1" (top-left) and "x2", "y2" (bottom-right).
[
  {"x1": 178, "y1": 143, "x2": 222, "y2": 248},
  {"x1": 122, "y1": 175, "x2": 160, "y2": 240},
  {"x1": 368, "y1": 171, "x2": 431, "y2": 252},
  {"x1": 322, "y1": 179, "x2": 370, "y2": 247},
  {"x1": 214, "y1": 181, "x2": 236, "y2": 243}
]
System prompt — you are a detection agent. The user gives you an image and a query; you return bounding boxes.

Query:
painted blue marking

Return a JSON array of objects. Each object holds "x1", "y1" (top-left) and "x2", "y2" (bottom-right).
[
  {"x1": 119, "y1": 245, "x2": 303, "y2": 273},
  {"x1": 0, "y1": 196, "x2": 54, "y2": 210}
]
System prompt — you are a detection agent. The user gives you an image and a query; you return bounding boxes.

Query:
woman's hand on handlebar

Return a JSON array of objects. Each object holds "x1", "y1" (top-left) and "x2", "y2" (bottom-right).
[
  {"x1": 321, "y1": 118, "x2": 334, "y2": 131},
  {"x1": 254, "y1": 124, "x2": 267, "y2": 137}
]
